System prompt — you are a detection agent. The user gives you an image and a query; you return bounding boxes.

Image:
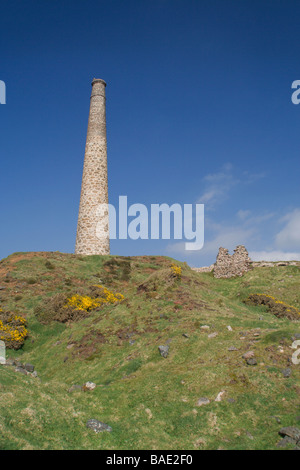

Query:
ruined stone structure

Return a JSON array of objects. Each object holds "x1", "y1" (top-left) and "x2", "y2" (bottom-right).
[
  {"x1": 192, "y1": 246, "x2": 300, "y2": 275},
  {"x1": 75, "y1": 79, "x2": 110, "y2": 255},
  {"x1": 213, "y1": 245, "x2": 252, "y2": 278}
]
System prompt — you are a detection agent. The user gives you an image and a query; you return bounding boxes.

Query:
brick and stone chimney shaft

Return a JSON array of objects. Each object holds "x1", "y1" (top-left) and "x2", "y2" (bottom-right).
[{"x1": 75, "y1": 79, "x2": 110, "y2": 255}]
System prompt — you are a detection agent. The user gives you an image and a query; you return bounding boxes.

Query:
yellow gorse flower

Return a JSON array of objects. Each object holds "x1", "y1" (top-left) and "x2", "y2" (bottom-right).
[
  {"x1": 0, "y1": 315, "x2": 28, "y2": 346},
  {"x1": 65, "y1": 286, "x2": 124, "y2": 312},
  {"x1": 171, "y1": 264, "x2": 182, "y2": 278},
  {"x1": 247, "y1": 293, "x2": 300, "y2": 316}
]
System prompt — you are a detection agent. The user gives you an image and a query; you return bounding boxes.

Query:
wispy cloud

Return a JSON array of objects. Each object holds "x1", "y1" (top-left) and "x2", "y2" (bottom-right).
[
  {"x1": 249, "y1": 250, "x2": 300, "y2": 261},
  {"x1": 197, "y1": 163, "x2": 235, "y2": 208},
  {"x1": 275, "y1": 209, "x2": 300, "y2": 251}
]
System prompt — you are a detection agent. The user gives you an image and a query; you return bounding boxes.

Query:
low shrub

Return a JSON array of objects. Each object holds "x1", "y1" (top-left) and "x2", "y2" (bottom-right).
[
  {"x1": 245, "y1": 293, "x2": 300, "y2": 321},
  {"x1": 35, "y1": 286, "x2": 124, "y2": 324},
  {"x1": 0, "y1": 310, "x2": 28, "y2": 349}
]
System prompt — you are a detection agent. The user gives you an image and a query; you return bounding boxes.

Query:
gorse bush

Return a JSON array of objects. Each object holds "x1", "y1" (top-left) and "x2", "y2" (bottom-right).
[
  {"x1": 245, "y1": 293, "x2": 300, "y2": 321},
  {"x1": 0, "y1": 309, "x2": 28, "y2": 349},
  {"x1": 35, "y1": 286, "x2": 124, "y2": 324},
  {"x1": 66, "y1": 286, "x2": 124, "y2": 311},
  {"x1": 171, "y1": 264, "x2": 182, "y2": 279}
]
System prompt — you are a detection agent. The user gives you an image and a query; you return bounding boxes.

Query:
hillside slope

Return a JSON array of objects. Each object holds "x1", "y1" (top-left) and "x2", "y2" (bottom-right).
[{"x1": 0, "y1": 252, "x2": 299, "y2": 450}]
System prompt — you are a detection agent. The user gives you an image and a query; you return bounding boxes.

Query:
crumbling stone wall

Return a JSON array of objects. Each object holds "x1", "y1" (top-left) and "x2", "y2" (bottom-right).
[
  {"x1": 213, "y1": 245, "x2": 252, "y2": 278},
  {"x1": 191, "y1": 254, "x2": 300, "y2": 275}
]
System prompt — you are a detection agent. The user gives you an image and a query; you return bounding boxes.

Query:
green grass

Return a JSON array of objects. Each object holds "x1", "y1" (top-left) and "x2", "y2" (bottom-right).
[{"x1": 0, "y1": 252, "x2": 299, "y2": 449}]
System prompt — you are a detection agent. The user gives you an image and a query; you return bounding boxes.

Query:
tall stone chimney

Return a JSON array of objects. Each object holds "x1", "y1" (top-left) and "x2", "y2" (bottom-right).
[{"x1": 75, "y1": 79, "x2": 110, "y2": 255}]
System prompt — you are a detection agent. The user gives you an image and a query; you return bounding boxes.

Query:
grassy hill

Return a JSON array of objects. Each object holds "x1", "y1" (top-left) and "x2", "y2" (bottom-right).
[{"x1": 0, "y1": 251, "x2": 299, "y2": 450}]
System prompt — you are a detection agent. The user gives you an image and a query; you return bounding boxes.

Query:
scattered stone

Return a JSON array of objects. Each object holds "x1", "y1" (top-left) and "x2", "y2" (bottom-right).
[
  {"x1": 67, "y1": 344, "x2": 75, "y2": 349},
  {"x1": 215, "y1": 391, "x2": 226, "y2": 402},
  {"x1": 271, "y1": 416, "x2": 281, "y2": 424},
  {"x1": 282, "y1": 368, "x2": 292, "y2": 378},
  {"x1": 63, "y1": 356, "x2": 69, "y2": 363},
  {"x1": 86, "y1": 419, "x2": 112, "y2": 433},
  {"x1": 0, "y1": 286, "x2": 6, "y2": 290},
  {"x1": 182, "y1": 333, "x2": 189, "y2": 338},
  {"x1": 208, "y1": 332, "x2": 218, "y2": 339},
  {"x1": 227, "y1": 398, "x2": 235, "y2": 404},
  {"x1": 15, "y1": 367, "x2": 27, "y2": 375},
  {"x1": 158, "y1": 345, "x2": 169, "y2": 358},
  {"x1": 32, "y1": 371, "x2": 38, "y2": 378},
  {"x1": 83, "y1": 381, "x2": 96, "y2": 391},
  {"x1": 228, "y1": 346, "x2": 238, "y2": 351},
  {"x1": 246, "y1": 358, "x2": 257, "y2": 366},
  {"x1": 227, "y1": 326, "x2": 233, "y2": 331},
  {"x1": 279, "y1": 427, "x2": 300, "y2": 441},
  {"x1": 292, "y1": 333, "x2": 300, "y2": 340},
  {"x1": 277, "y1": 436, "x2": 297, "y2": 448},
  {"x1": 196, "y1": 397, "x2": 210, "y2": 407},
  {"x1": 53, "y1": 341, "x2": 62, "y2": 346},
  {"x1": 68, "y1": 385, "x2": 82, "y2": 393},
  {"x1": 246, "y1": 431, "x2": 254, "y2": 440},
  {"x1": 24, "y1": 363, "x2": 35, "y2": 373},
  {"x1": 242, "y1": 351, "x2": 255, "y2": 360},
  {"x1": 5, "y1": 358, "x2": 15, "y2": 366},
  {"x1": 200, "y1": 325, "x2": 210, "y2": 330}
]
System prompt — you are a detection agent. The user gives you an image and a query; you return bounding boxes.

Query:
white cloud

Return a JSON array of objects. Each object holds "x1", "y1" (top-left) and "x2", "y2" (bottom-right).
[
  {"x1": 250, "y1": 250, "x2": 300, "y2": 261},
  {"x1": 237, "y1": 209, "x2": 251, "y2": 221},
  {"x1": 275, "y1": 209, "x2": 300, "y2": 250},
  {"x1": 198, "y1": 164, "x2": 236, "y2": 208}
]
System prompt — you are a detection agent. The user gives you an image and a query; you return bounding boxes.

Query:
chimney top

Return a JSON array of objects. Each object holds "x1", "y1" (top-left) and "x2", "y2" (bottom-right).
[{"x1": 92, "y1": 78, "x2": 106, "y2": 87}]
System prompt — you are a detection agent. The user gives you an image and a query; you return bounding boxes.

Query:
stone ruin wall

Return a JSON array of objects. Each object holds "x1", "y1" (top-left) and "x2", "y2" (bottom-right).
[
  {"x1": 192, "y1": 245, "x2": 300, "y2": 277},
  {"x1": 213, "y1": 245, "x2": 252, "y2": 278}
]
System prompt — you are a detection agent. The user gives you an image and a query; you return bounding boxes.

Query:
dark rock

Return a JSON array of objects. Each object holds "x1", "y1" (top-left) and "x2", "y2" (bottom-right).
[
  {"x1": 246, "y1": 358, "x2": 257, "y2": 366},
  {"x1": 158, "y1": 345, "x2": 169, "y2": 358},
  {"x1": 182, "y1": 333, "x2": 189, "y2": 338},
  {"x1": 282, "y1": 368, "x2": 292, "y2": 378},
  {"x1": 24, "y1": 363, "x2": 34, "y2": 373},
  {"x1": 0, "y1": 286, "x2": 6, "y2": 290},
  {"x1": 271, "y1": 416, "x2": 281, "y2": 424},
  {"x1": 86, "y1": 419, "x2": 112, "y2": 433},
  {"x1": 277, "y1": 436, "x2": 296, "y2": 448},
  {"x1": 279, "y1": 427, "x2": 300, "y2": 441}
]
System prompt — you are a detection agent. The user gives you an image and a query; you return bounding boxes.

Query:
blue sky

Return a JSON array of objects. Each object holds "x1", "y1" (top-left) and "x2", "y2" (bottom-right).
[{"x1": 1, "y1": 0, "x2": 300, "y2": 266}]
